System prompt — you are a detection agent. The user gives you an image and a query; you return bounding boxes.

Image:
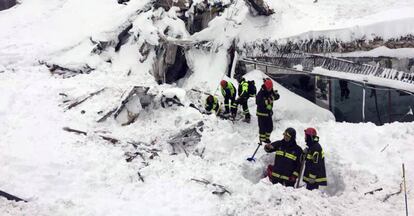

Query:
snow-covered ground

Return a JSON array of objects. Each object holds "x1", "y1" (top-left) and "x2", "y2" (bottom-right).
[{"x1": 1, "y1": 0, "x2": 413, "y2": 215}]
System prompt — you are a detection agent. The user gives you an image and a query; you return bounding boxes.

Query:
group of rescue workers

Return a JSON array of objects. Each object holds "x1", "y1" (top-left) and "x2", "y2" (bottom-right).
[{"x1": 204, "y1": 78, "x2": 327, "y2": 190}]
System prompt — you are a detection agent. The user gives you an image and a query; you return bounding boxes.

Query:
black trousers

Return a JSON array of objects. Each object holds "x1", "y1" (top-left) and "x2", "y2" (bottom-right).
[
  {"x1": 269, "y1": 177, "x2": 295, "y2": 187},
  {"x1": 224, "y1": 96, "x2": 237, "y2": 115},
  {"x1": 258, "y1": 115, "x2": 273, "y2": 143},
  {"x1": 237, "y1": 97, "x2": 250, "y2": 117},
  {"x1": 306, "y1": 184, "x2": 319, "y2": 190}
]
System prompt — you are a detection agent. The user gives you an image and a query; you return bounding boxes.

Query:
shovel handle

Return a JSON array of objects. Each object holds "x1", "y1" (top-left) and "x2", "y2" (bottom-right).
[{"x1": 247, "y1": 143, "x2": 262, "y2": 161}]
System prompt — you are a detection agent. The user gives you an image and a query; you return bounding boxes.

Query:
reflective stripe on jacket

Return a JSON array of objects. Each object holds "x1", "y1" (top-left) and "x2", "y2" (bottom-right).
[
  {"x1": 303, "y1": 141, "x2": 327, "y2": 186},
  {"x1": 221, "y1": 82, "x2": 236, "y2": 98},
  {"x1": 265, "y1": 139, "x2": 303, "y2": 181}
]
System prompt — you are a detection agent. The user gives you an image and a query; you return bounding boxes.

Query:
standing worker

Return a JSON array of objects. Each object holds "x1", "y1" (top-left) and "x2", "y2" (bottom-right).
[
  {"x1": 220, "y1": 80, "x2": 237, "y2": 118},
  {"x1": 256, "y1": 78, "x2": 279, "y2": 143},
  {"x1": 237, "y1": 78, "x2": 256, "y2": 123},
  {"x1": 303, "y1": 128, "x2": 327, "y2": 190},
  {"x1": 264, "y1": 128, "x2": 303, "y2": 187}
]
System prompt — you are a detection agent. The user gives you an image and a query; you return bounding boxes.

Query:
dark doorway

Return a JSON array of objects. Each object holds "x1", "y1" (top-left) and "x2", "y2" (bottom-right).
[{"x1": 165, "y1": 47, "x2": 189, "y2": 84}]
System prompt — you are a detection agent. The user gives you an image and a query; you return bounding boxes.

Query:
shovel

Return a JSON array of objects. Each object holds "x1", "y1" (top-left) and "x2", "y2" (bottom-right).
[{"x1": 247, "y1": 142, "x2": 262, "y2": 162}]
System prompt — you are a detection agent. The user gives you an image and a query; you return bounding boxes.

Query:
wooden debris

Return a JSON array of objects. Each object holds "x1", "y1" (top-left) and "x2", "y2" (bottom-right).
[
  {"x1": 139, "y1": 43, "x2": 152, "y2": 63},
  {"x1": 96, "y1": 108, "x2": 117, "y2": 123},
  {"x1": 118, "y1": 0, "x2": 129, "y2": 5},
  {"x1": 115, "y1": 24, "x2": 133, "y2": 52},
  {"x1": 113, "y1": 86, "x2": 154, "y2": 126},
  {"x1": 380, "y1": 144, "x2": 390, "y2": 152},
  {"x1": 125, "y1": 151, "x2": 145, "y2": 162},
  {"x1": 137, "y1": 172, "x2": 145, "y2": 182},
  {"x1": 168, "y1": 121, "x2": 204, "y2": 156},
  {"x1": 40, "y1": 61, "x2": 95, "y2": 78},
  {"x1": 0, "y1": 190, "x2": 27, "y2": 203},
  {"x1": 63, "y1": 127, "x2": 87, "y2": 135},
  {"x1": 100, "y1": 135, "x2": 119, "y2": 144},
  {"x1": 65, "y1": 88, "x2": 106, "y2": 111},
  {"x1": 194, "y1": 147, "x2": 206, "y2": 158},
  {"x1": 154, "y1": 0, "x2": 189, "y2": 11},
  {"x1": 191, "y1": 178, "x2": 231, "y2": 196},
  {"x1": 62, "y1": 127, "x2": 119, "y2": 144},
  {"x1": 383, "y1": 183, "x2": 403, "y2": 202},
  {"x1": 244, "y1": 0, "x2": 274, "y2": 16},
  {"x1": 364, "y1": 188, "x2": 383, "y2": 195},
  {"x1": 126, "y1": 141, "x2": 160, "y2": 160}
]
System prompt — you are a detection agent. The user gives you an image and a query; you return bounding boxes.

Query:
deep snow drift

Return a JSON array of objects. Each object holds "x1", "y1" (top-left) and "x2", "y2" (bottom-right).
[{"x1": 0, "y1": 0, "x2": 413, "y2": 215}]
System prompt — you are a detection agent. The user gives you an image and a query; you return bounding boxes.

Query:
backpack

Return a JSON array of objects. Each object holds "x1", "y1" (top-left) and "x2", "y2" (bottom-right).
[{"x1": 248, "y1": 80, "x2": 256, "y2": 97}]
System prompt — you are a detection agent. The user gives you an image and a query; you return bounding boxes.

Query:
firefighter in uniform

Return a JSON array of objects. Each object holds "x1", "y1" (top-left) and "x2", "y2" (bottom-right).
[
  {"x1": 220, "y1": 80, "x2": 237, "y2": 118},
  {"x1": 303, "y1": 128, "x2": 327, "y2": 190},
  {"x1": 256, "y1": 78, "x2": 279, "y2": 143},
  {"x1": 264, "y1": 127, "x2": 303, "y2": 187},
  {"x1": 236, "y1": 78, "x2": 256, "y2": 123},
  {"x1": 204, "y1": 95, "x2": 220, "y2": 115}
]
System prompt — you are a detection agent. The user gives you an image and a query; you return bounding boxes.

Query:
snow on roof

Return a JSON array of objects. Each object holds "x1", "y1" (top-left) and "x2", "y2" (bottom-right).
[
  {"x1": 312, "y1": 67, "x2": 414, "y2": 93},
  {"x1": 331, "y1": 46, "x2": 414, "y2": 59}
]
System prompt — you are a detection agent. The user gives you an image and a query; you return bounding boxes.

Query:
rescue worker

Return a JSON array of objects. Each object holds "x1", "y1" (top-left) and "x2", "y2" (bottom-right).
[
  {"x1": 204, "y1": 95, "x2": 220, "y2": 115},
  {"x1": 236, "y1": 78, "x2": 256, "y2": 123},
  {"x1": 303, "y1": 128, "x2": 327, "y2": 190},
  {"x1": 264, "y1": 127, "x2": 303, "y2": 187},
  {"x1": 256, "y1": 78, "x2": 279, "y2": 143},
  {"x1": 220, "y1": 80, "x2": 237, "y2": 118}
]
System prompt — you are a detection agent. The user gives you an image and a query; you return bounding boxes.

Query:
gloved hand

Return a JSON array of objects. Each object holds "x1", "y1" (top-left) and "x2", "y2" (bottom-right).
[
  {"x1": 289, "y1": 176, "x2": 297, "y2": 182},
  {"x1": 273, "y1": 91, "x2": 280, "y2": 100},
  {"x1": 264, "y1": 143, "x2": 273, "y2": 152}
]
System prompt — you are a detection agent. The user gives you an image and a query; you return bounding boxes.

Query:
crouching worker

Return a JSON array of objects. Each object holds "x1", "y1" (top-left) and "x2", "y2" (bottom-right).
[
  {"x1": 264, "y1": 128, "x2": 303, "y2": 187},
  {"x1": 204, "y1": 95, "x2": 220, "y2": 115},
  {"x1": 303, "y1": 128, "x2": 327, "y2": 190}
]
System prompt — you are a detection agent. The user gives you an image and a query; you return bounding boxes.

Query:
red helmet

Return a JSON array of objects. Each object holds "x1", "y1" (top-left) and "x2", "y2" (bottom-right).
[
  {"x1": 264, "y1": 79, "x2": 273, "y2": 90},
  {"x1": 304, "y1": 128, "x2": 317, "y2": 136},
  {"x1": 220, "y1": 80, "x2": 227, "y2": 88}
]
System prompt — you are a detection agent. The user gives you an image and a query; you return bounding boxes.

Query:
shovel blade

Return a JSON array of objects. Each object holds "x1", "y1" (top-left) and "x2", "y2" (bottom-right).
[{"x1": 246, "y1": 157, "x2": 256, "y2": 162}]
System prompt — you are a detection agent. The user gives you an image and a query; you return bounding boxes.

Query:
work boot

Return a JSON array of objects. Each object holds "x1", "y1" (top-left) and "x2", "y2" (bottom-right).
[
  {"x1": 229, "y1": 112, "x2": 236, "y2": 121},
  {"x1": 243, "y1": 113, "x2": 251, "y2": 123}
]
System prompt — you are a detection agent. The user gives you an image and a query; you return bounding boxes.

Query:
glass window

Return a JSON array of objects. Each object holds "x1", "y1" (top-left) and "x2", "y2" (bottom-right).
[{"x1": 330, "y1": 79, "x2": 363, "y2": 123}]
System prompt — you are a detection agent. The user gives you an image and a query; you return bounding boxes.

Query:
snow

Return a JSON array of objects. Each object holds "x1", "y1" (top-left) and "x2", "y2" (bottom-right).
[
  {"x1": 192, "y1": 0, "x2": 414, "y2": 44},
  {"x1": 331, "y1": 46, "x2": 414, "y2": 59},
  {"x1": 313, "y1": 67, "x2": 414, "y2": 93},
  {"x1": 281, "y1": 17, "x2": 414, "y2": 43},
  {"x1": 1, "y1": 0, "x2": 413, "y2": 216}
]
